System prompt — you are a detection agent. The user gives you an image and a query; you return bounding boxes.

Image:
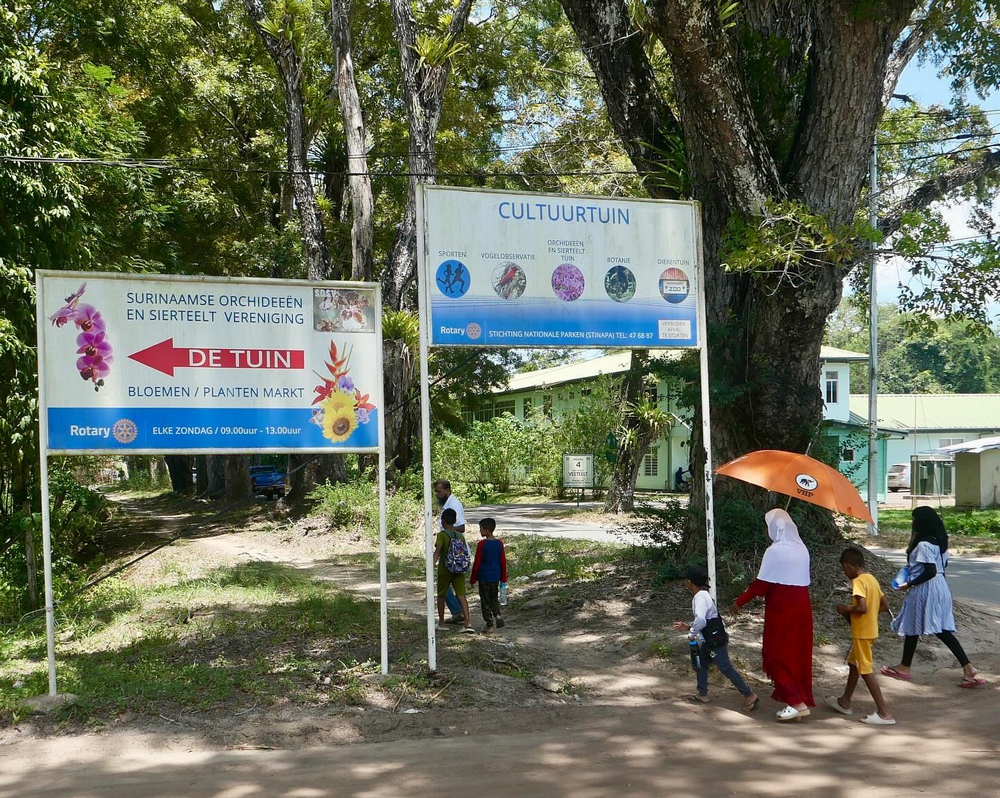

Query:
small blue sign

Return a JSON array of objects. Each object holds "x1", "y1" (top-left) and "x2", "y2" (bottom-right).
[{"x1": 435, "y1": 260, "x2": 471, "y2": 298}]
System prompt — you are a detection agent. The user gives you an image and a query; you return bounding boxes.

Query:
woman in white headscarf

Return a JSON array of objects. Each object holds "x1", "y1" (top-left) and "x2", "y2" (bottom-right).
[{"x1": 731, "y1": 509, "x2": 815, "y2": 721}]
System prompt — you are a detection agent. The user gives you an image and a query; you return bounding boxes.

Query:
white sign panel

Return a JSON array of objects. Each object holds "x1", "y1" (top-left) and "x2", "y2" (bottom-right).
[
  {"x1": 563, "y1": 454, "x2": 594, "y2": 488},
  {"x1": 419, "y1": 187, "x2": 700, "y2": 348},
  {"x1": 37, "y1": 272, "x2": 382, "y2": 453}
]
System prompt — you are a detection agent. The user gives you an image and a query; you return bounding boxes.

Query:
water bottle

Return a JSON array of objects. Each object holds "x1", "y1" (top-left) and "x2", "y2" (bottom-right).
[
  {"x1": 499, "y1": 582, "x2": 508, "y2": 606},
  {"x1": 688, "y1": 636, "x2": 701, "y2": 671}
]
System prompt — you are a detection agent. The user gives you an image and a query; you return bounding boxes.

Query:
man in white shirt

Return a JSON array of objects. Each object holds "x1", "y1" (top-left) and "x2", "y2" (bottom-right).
[{"x1": 434, "y1": 479, "x2": 466, "y2": 624}]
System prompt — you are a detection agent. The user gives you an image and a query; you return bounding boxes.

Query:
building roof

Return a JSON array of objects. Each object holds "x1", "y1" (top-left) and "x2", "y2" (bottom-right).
[
  {"x1": 498, "y1": 346, "x2": 867, "y2": 395},
  {"x1": 820, "y1": 346, "x2": 868, "y2": 363},
  {"x1": 498, "y1": 351, "x2": 676, "y2": 393},
  {"x1": 824, "y1": 410, "x2": 908, "y2": 436},
  {"x1": 848, "y1": 394, "x2": 1000, "y2": 433},
  {"x1": 935, "y1": 434, "x2": 1000, "y2": 454}
]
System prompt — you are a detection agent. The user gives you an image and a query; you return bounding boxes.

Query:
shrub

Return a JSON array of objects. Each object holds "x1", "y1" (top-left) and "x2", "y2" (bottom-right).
[{"x1": 310, "y1": 476, "x2": 420, "y2": 543}]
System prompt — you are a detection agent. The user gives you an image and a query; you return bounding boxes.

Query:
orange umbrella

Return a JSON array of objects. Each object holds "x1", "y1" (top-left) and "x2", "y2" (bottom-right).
[{"x1": 715, "y1": 449, "x2": 874, "y2": 523}]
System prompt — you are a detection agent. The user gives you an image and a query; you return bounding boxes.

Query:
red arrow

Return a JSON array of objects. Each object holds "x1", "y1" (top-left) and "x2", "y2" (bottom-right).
[{"x1": 129, "y1": 339, "x2": 305, "y2": 376}]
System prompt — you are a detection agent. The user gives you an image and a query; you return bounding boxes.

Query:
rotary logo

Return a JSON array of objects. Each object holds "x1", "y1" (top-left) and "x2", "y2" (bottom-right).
[
  {"x1": 112, "y1": 418, "x2": 139, "y2": 444},
  {"x1": 465, "y1": 322, "x2": 482, "y2": 340},
  {"x1": 795, "y1": 473, "x2": 818, "y2": 492}
]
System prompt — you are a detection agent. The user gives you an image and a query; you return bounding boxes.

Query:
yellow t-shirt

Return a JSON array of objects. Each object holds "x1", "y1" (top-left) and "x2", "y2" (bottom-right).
[{"x1": 850, "y1": 572, "x2": 883, "y2": 639}]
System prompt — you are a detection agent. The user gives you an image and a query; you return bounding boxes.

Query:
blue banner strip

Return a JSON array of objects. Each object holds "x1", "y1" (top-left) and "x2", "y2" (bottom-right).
[{"x1": 47, "y1": 407, "x2": 379, "y2": 451}]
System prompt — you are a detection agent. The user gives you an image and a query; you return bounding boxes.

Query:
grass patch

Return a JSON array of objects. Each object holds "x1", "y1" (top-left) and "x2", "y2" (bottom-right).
[
  {"x1": 0, "y1": 560, "x2": 411, "y2": 725},
  {"x1": 503, "y1": 535, "x2": 630, "y2": 581},
  {"x1": 857, "y1": 508, "x2": 1000, "y2": 554}
]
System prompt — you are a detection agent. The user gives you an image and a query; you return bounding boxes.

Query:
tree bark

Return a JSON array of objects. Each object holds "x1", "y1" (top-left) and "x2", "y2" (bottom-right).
[
  {"x1": 330, "y1": 0, "x2": 375, "y2": 281},
  {"x1": 244, "y1": 0, "x2": 332, "y2": 280}
]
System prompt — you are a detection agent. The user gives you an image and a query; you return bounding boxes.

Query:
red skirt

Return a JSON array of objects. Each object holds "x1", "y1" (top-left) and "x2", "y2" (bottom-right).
[{"x1": 737, "y1": 580, "x2": 814, "y2": 707}]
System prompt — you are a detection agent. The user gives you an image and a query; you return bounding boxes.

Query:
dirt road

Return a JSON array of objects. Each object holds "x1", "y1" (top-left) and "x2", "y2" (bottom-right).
[{"x1": 3, "y1": 679, "x2": 999, "y2": 798}]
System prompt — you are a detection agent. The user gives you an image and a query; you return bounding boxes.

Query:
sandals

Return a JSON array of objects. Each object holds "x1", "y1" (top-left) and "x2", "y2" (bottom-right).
[
  {"x1": 775, "y1": 705, "x2": 810, "y2": 722},
  {"x1": 687, "y1": 694, "x2": 711, "y2": 704},
  {"x1": 861, "y1": 712, "x2": 896, "y2": 726},
  {"x1": 958, "y1": 676, "x2": 987, "y2": 689},
  {"x1": 825, "y1": 695, "x2": 853, "y2": 716},
  {"x1": 879, "y1": 666, "x2": 912, "y2": 681},
  {"x1": 742, "y1": 696, "x2": 759, "y2": 713}
]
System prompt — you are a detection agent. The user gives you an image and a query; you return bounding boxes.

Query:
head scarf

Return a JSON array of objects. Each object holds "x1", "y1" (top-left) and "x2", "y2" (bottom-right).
[
  {"x1": 909, "y1": 505, "x2": 948, "y2": 555},
  {"x1": 756, "y1": 508, "x2": 811, "y2": 586}
]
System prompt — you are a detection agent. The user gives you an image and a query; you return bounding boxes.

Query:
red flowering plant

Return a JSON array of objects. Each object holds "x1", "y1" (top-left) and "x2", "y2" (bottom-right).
[
  {"x1": 49, "y1": 283, "x2": 114, "y2": 391},
  {"x1": 310, "y1": 341, "x2": 376, "y2": 443}
]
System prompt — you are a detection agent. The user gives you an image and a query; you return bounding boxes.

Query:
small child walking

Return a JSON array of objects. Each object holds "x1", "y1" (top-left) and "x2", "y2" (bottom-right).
[
  {"x1": 469, "y1": 517, "x2": 507, "y2": 633},
  {"x1": 672, "y1": 565, "x2": 758, "y2": 711},
  {"x1": 827, "y1": 548, "x2": 896, "y2": 725}
]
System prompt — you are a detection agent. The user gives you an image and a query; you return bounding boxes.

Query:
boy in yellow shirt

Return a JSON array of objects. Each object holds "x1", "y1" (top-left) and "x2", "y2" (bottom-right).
[{"x1": 827, "y1": 548, "x2": 896, "y2": 725}]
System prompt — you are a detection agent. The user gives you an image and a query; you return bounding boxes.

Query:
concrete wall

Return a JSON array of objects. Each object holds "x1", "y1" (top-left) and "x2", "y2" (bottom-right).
[{"x1": 954, "y1": 451, "x2": 1000, "y2": 509}]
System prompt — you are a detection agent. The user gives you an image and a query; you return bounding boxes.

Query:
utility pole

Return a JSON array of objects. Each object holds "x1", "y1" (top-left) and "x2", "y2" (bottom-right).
[{"x1": 867, "y1": 145, "x2": 879, "y2": 535}]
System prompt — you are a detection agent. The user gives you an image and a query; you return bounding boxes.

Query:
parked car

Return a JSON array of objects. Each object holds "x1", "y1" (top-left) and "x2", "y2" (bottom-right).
[
  {"x1": 249, "y1": 465, "x2": 285, "y2": 499},
  {"x1": 888, "y1": 463, "x2": 910, "y2": 492}
]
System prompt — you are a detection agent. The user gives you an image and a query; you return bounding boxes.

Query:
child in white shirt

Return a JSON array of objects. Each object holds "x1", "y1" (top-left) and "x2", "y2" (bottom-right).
[{"x1": 673, "y1": 565, "x2": 759, "y2": 712}]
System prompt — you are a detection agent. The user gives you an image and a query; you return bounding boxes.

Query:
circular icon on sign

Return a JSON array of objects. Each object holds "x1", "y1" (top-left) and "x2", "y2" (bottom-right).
[
  {"x1": 466, "y1": 322, "x2": 482, "y2": 340},
  {"x1": 658, "y1": 267, "x2": 690, "y2": 304},
  {"x1": 604, "y1": 265, "x2": 636, "y2": 302},
  {"x1": 113, "y1": 418, "x2": 138, "y2": 444},
  {"x1": 795, "y1": 473, "x2": 819, "y2": 492},
  {"x1": 492, "y1": 262, "x2": 526, "y2": 299},
  {"x1": 436, "y1": 260, "x2": 470, "y2": 298},
  {"x1": 551, "y1": 263, "x2": 585, "y2": 302}
]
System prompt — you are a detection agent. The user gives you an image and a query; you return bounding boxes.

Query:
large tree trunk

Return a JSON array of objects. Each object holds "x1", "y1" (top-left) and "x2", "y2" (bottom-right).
[
  {"x1": 558, "y1": 0, "x2": 918, "y2": 544},
  {"x1": 381, "y1": 337, "x2": 417, "y2": 474},
  {"x1": 224, "y1": 455, "x2": 252, "y2": 501},
  {"x1": 164, "y1": 455, "x2": 194, "y2": 493},
  {"x1": 604, "y1": 350, "x2": 649, "y2": 513},
  {"x1": 330, "y1": 0, "x2": 374, "y2": 281},
  {"x1": 382, "y1": 0, "x2": 474, "y2": 311},
  {"x1": 376, "y1": 0, "x2": 474, "y2": 474}
]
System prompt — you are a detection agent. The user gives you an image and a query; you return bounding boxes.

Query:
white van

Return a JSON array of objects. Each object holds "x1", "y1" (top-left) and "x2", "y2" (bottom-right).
[{"x1": 888, "y1": 463, "x2": 911, "y2": 492}]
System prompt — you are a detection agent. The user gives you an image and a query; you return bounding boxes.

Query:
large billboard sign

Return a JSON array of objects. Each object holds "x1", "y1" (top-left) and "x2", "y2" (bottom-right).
[
  {"x1": 418, "y1": 187, "x2": 701, "y2": 349},
  {"x1": 36, "y1": 272, "x2": 382, "y2": 453}
]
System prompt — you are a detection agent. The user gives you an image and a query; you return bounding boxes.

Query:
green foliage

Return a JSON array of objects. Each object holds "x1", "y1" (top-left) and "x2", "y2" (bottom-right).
[
  {"x1": 720, "y1": 200, "x2": 872, "y2": 278},
  {"x1": 310, "y1": 476, "x2": 420, "y2": 543},
  {"x1": 825, "y1": 300, "x2": 1000, "y2": 394},
  {"x1": 382, "y1": 308, "x2": 420, "y2": 352}
]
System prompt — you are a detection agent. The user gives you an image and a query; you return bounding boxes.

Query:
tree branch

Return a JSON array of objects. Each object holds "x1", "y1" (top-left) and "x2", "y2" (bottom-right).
[
  {"x1": 882, "y1": 3, "x2": 943, "y2": 107},
  {"x1": 880, "y1": 149, "x2": 1000, "y2": 237}
]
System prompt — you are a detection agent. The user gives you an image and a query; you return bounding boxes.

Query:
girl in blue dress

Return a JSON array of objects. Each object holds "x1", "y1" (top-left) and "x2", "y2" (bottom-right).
[{"x1": 880, "y1": 506, "x2": 985, "y2": 688}]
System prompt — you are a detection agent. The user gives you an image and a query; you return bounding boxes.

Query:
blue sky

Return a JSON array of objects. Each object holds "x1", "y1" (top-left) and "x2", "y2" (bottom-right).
[{"x1": 874, "y1": 61, "x2": 998, "y2": 315}]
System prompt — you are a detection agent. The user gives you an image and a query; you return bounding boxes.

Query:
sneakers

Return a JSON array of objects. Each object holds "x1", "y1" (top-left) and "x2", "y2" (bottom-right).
[{"x1": 495, "y1": 617, "x2": 505, "y2": 629}]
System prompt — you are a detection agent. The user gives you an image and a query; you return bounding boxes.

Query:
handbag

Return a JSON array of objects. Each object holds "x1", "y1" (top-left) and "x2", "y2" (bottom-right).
[{"x1": 702, "y1": 615, "x2": 729, "y2": 649}]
